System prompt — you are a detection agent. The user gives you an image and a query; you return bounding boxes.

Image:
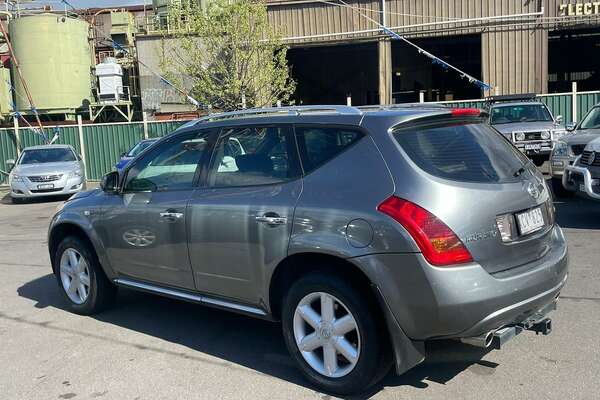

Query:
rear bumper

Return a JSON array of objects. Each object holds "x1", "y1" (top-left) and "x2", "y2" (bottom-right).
[
  {"x1": 562, "y1": 165, "x2": 600, "y2": 200},
  {"x1": 352, "y1": 225, "x2": 568, "y2": 340}
]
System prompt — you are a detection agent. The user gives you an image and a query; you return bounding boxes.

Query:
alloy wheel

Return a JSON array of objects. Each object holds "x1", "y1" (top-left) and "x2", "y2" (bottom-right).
[
  {"x1": 59, "y1": 248, "x2": 91, "y2": 305},
  {"x1": 293, "y1": 292, "x2": 361, "y2": 378}
]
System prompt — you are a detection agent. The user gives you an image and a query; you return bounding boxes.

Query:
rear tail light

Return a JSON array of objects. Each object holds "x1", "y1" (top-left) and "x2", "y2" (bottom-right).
[
  {"x1": 451, "y1": 108, "x2": 481, "y2": 117},
  {"x1": 377, "y1": 196, "x2": 473, "y2": 266}
]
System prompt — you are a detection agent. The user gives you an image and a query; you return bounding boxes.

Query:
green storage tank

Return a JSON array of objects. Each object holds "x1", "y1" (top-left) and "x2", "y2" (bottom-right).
[
  {"x1": 9, "y1": 14, "x2": 93, "y2": 114},
  {"x1": 0, "y1": 68, "x2": 12, "y2": 120}
]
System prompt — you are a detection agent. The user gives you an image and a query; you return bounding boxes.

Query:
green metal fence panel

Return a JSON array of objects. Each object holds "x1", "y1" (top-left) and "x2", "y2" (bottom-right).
[
  {"x1": 539, "y1": 94, "x2": 572, "y2": 124},
  {"x1": 18, "y1": 126, "x2": 82, "y2": 154},
  {"x1": 147, "y1": 120, "x2": 191, "y2": 138},
  {"x1": 83, "y1": 123, "x2": 144, "y2": 180},
  {"x1": 0, "y1": 129, "x2": 17, "y2": 185},
  {"x1": 577, "y1": 92, "x2": 600, "y2": 121}
]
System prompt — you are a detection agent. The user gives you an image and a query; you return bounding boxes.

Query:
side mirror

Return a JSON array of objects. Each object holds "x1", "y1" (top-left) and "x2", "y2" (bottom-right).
[
  {"x1": 120, "y1": 152, "x2": 126, "y2": 157},
  {"x1": 555, "y1": 115, "x2": 564, "y2": 124},
  {"x1": 566, "y1": 122, "x2": 577, "y2": 131},
  {"x1": 6, "y1": 159, "x2": 15, "y2": 171},
  {"x1": 100, "y1": 171, "x2": 119, "y2": 193}
]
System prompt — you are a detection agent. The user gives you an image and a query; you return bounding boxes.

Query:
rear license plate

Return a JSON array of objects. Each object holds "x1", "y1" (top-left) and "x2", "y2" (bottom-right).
[
  {"x1": 580, "y1": 183, "x2": 586, "y2": 192},
  {"x1": 37, "y1": 183, "x2": 54, "y2": 190},
  {"x1": 516, "y1": 207, "x2": 545, "y2": 235},
  {"x1": 525, "y1": 143, "x2": 542, "y2": 151}
]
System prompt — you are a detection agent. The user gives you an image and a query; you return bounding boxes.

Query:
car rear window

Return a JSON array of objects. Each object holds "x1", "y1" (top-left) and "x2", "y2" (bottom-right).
[{"x1": 393, "y1": 121, "x2": 527, "y2": 183}]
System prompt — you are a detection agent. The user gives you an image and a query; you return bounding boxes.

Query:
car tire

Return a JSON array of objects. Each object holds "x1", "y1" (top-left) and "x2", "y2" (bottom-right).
[
  {"x1": 53, "y1": 235, "x2": 117, "y2": 315},
  {"x1": 551, "y1": 178, "x2": 575, "y2": 198},
  {"x1": 281, "y1": 272, "x2": 391, "y2": 395}
]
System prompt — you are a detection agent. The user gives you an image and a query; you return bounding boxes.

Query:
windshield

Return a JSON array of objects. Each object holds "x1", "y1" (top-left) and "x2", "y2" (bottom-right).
[
  {"x1": 579, "y1": 107, "x2": 600, "y2": 130},
  {"x1": 19, "y1": 148, "x2": 76, "y2": 165},
  {"x1": 394, "y1": 121, "x2": 529, "y2": 184},
  {"x1": 490, "y1": 104, "x2": 553, "y2": 125},
  {"x1": 127, "y1": 140, "x2": 157, "y2": 157}
]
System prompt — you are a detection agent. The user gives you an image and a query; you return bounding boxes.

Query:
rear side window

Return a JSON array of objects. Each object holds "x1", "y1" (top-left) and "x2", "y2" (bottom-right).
[
  {"x1": 394, "y1": 122, "x2": 526, "y2": 183},
  {"x1": 295, "y1": 127, "x2": 363, "y2": 173}
]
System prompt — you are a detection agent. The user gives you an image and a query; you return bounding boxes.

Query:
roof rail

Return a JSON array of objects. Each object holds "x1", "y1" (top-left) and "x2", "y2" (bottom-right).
[
  {"x1": 358, "y1": 103, "x2": 450, "y2": 112},
  {"x1": 198, "y1": 105, "x2": 363, "y2": 123}
]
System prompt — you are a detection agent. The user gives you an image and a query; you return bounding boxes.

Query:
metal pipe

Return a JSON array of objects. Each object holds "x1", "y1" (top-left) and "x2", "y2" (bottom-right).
[{"x1": 459, "y1": 331, "x2": 495, "y2": 348}]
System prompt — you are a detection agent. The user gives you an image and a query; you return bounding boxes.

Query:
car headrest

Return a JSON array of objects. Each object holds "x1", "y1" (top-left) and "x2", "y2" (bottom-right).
[{"x1": 235, "y1": 154, "x2": 273, "y2": 175}]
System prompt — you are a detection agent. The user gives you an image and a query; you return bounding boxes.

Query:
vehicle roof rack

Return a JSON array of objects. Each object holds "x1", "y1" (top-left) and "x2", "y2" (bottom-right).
[
  {"x1": 198, "y1": 105, "x2": 363, "y2": 123},
  {"x1": 486, "y1": 93, "x2": 538, "y2": 104},
  {"x1": 358, "y1": 103, "x2": 450, "y2": 111}
]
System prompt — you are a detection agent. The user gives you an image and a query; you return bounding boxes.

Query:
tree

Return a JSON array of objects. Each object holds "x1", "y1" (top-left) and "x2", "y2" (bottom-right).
[{"x1": 160, "y1": 0, "x2": 295, "y2": 111}]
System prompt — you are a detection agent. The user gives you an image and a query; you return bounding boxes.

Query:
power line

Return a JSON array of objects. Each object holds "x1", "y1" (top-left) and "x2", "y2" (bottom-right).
[{"x1": 317, "y1": 0, "x2": 493, "y2": 91}]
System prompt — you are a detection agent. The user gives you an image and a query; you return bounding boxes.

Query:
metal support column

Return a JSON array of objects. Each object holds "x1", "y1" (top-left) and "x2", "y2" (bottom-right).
[{"x1": 378, "y1": 39, "x2": 392, "y2": 105}]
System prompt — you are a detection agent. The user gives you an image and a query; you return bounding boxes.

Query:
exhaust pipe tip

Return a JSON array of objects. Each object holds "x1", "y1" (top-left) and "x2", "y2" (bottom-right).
[{"x1": 459, "y1": 331, "x2": 494, "y2": 348}]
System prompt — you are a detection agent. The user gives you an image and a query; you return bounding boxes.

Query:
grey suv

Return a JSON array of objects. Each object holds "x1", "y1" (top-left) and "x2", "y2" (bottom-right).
[{"x1": 48, "y1": 105, "x2": 568, "y2": 395}]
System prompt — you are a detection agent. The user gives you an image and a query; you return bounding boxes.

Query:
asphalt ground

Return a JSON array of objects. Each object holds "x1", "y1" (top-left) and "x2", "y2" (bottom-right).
[{"x1": 0, "y1": 181, "x2": 599, "y2": 400}]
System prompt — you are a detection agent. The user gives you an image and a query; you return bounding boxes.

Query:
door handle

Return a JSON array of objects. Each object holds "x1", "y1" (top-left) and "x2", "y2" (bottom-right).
[
  {"x1": 160, "y1": 211, "x2": 184, "y2": 221},
  {"x1": 255, "y1": 214, "x2": 287, "y2": 226}
]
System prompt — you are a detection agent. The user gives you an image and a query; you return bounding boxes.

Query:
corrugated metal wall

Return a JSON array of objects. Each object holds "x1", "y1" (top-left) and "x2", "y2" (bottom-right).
[
  {"x1": 539, "y1": 93, "x2": 573, "y2": 124},
  {"x1": 266, "y1": 0, "x2": 600, "y2": 97},
  {"x1": 0, "y1": 130, "x2": 17, "y2": 185},
  {"x1": 0, "y1": 120, "x2": 190, "y2": 184},
  {"x1": 83, "y1": 124, "x2": 145, "y2": 180}
]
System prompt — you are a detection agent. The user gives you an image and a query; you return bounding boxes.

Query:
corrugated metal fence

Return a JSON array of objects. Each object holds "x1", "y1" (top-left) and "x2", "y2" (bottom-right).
[
  {"x1": 0, "y1": 120, "x2": 189, "y2": 185},
  {"x1": 433, "y1": 88, "x2": 600, "y2": 124}
]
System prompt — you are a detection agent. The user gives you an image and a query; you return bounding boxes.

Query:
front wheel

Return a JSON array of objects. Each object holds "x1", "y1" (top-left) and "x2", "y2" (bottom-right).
[
  {"x1": 281, "y1": 273, "x2": 390, "y2": 395},
  {"x1": 54, "y1": 235, "x2": 117, "y2": 315}
]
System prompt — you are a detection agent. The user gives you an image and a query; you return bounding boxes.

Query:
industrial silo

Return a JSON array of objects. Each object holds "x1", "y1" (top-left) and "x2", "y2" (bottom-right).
[{"x1": 9, "y1": 14, "x2": 92, "y2": 115}]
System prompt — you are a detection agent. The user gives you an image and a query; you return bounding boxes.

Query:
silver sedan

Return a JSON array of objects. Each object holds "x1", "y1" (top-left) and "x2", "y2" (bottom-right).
[{"x1": 7, "y1": 145, "x2": 86, "y2": 203}]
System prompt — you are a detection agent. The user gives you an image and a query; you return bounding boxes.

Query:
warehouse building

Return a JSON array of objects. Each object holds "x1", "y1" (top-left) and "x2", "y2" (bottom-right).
[{"x1": 136, "y1": 0, "x2": 600, "y2": 112}]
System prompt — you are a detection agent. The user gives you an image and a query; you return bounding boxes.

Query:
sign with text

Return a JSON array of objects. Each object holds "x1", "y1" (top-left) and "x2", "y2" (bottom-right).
[{"x1": 559, "y1": 2, "x2": 600, "y2": 16}]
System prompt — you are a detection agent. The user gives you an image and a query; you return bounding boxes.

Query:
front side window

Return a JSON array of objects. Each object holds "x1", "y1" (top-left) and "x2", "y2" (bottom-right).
[
  {"x1": 124, "y1": 130, "x2": 215, "y2": 192},
  {"x1": 295, "y1": 127, "x2": 363, "y2": 173},
  {"x1": 208, "y1": 125, "x2": 300, "y2": 187},
  {"x1": 580, "y1": 107, "x2": 600, "y2": 130},
  {"x1": 490, "y1": 104, "x2": 553, "y2": 124},
  {"x1": 127, "y1": 140, "x2": 158, "y2": 157},
  {"x1": 19, "y1": 148, "x2": 76, "y2": 164}
]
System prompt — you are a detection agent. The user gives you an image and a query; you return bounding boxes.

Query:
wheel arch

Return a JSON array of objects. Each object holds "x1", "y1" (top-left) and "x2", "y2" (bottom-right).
[
  {"x1": 268, "y1": 252, "x2": 379, "y2": 321},
  {"x1": 48, "y1": 222, "x2": 115, "y2": 279},
  {"x1": 268, "y1": 251, "x2": 426, "y2": 377}
]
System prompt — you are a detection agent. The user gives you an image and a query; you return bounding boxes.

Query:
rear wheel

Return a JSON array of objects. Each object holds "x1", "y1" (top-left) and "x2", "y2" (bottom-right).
[
  {"x1": 54, "y1": 235, "x2": 116, "y2": 315},
  {"x1": 281, "y1": 272, "x2": 390, "y2": 395}
]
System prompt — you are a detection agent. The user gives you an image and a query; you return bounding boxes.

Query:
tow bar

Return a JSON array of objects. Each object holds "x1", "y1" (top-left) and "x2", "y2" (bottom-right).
[{"x1": 491, "y1": 302, "x2": 556, "y2": 350}]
